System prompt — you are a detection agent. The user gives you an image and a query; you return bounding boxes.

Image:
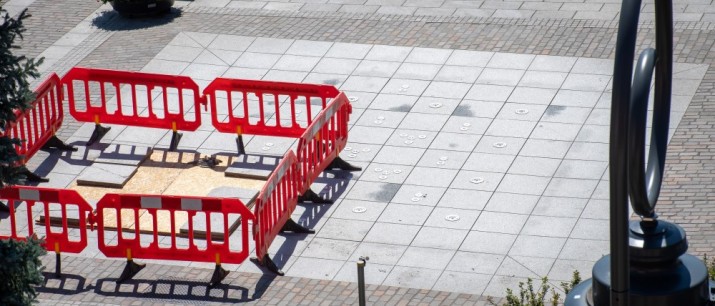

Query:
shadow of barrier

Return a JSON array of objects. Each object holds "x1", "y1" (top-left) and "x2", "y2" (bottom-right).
[
  {"x1": 36, "y1": 272, "x2": 92, "y2": 295},
  {"x1": 94, "y1": 277, "x2": 251, "y2": 303}
]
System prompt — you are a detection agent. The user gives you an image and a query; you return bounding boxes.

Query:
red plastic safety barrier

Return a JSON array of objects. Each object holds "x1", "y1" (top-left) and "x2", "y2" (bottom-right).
[
  {"x1": 204, "y1": 78, "x2": 340, "y2": 139},
  {"x1": 96, "y1": 193, "x2": 253, "y2": 265},
  {"x1": 62, "y1": 67, "x2": 205, "y2": 132},
  {"x1": 4, "y1": 73, "x2": 64, "y2": 163},
  {"x1": 0, "y1": 186, "x2": 93, "y2": 254},
  {"x1": 253, "y1": 150, "x2": 300, "y2": 265},
  {"x1": 296, "y1": 93, "x2": 352, "y2": 193}
]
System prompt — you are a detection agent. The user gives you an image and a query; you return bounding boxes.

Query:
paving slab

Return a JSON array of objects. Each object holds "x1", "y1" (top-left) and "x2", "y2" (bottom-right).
[
  {"x1": 224, "y1": 154, "x2": 282, "y2": 180},
  {"x1": 94, "y1": 144, "x2": 151, "y2": 166},
  {"x1": 75, "y1": 163, "x2": 138, "y2": 188}
]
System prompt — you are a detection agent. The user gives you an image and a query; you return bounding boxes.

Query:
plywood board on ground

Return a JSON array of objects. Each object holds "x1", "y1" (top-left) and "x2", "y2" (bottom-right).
[{"x1": 57, "y1": 149, "x2": 265, "y2": 236}]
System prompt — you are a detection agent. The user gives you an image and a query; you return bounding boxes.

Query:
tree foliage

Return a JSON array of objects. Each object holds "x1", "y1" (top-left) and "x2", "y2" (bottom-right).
[
  {"x1": 0, "y1": 236, "x2": 47, "y2": 305},
  {"x1": 0, "y1": 7, "x2": 43, "y2": 187}
]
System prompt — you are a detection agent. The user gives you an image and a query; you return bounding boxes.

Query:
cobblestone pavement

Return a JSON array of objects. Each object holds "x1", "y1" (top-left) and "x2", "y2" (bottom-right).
[{"x1": 3, "y1": 0, "x2": 715, "y2": 304}]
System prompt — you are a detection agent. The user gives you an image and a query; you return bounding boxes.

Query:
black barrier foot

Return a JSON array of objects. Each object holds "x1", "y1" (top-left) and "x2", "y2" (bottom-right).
[
  {"x1": 327, "y1": 156, "x2": 361, "y2": 171},
  {"x1": 236, "y1": 135, "x2": 246, "y2": 156},
  {"x1": 22, "y1": 169, "x2": 48, "y2": 183},
  {"x1": 87, "y1": 124, "x2": 110, "y2": 146},
  {"x1": 55, "y1": 252, "x2": 62, "y2": 278},
  {"x1": 260, "y1": 254, "x2": 284, "y2": 276},
  {"x1": 297, "y1": 189, "x2": 332, "y2": 204},
  {"x1": 280, "y1": 218, "x2": 315, "y2": 234},
  {"x1": 169, "y1": 131, "x2": 183, "y2": 151},
  {"x1": 0, "y1": 201, "x2": 9, "y2": 213},
  {"x1": 209, "y1": 264, "x2": 229, "y2": 287},
  {"x1": 42, "y1": 135, "x2": 78, "y2": 152},
  {"x1": 116, "y1": 260, "x2": 145, "y2": 283}
]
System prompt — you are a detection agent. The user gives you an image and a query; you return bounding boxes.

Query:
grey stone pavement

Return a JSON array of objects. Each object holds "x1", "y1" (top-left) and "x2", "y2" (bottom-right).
[{"x1": 3, "y1": 0, "x2": 715, "y2": 304}]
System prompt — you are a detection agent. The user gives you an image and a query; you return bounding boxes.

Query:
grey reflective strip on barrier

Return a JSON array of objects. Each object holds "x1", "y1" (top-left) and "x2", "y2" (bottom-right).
[
  {"x1": 140, "y1": 197, "x2": 163, "y2": 209},
  {"x1": 19, "y1": 188, "x2": 41, "y2": 201},
  {"x1": 181, "y1": 198, "x2": 202, "y2": 211}
]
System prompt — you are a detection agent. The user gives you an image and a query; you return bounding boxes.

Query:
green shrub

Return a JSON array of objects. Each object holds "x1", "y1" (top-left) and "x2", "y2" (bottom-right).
[
  {"x1": 0, "y1": 236, "x2": 47, "y2": 305},
  {"x1": 487, "y1": 271, "x2": 581, "y2": 306},
  {"x1": 703, "y1": 254, "x2": 715, "y2": 280}
]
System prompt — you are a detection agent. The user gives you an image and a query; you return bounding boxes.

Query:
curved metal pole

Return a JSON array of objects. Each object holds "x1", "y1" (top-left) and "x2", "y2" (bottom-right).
[{"x1": 611, "y1": 0, "x2": 642, "y2": 304}]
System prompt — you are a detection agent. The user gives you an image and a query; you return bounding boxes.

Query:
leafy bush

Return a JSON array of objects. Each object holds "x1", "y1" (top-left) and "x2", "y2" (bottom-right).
[
  {"x1": 0, "y1": 236, "x2": 47, "y2": 305},
  {"x1": 703, "y1": 254, "x2": 715, "y2": 280},
  {"x1": 488, "y1": 271, "x2": 581, "y2": 306}
]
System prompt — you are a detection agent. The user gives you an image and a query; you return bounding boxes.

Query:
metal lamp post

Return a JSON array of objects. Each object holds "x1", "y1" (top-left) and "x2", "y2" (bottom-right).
[{"x1": 564, "y1": 0, "x2": 712, "y2": 305}]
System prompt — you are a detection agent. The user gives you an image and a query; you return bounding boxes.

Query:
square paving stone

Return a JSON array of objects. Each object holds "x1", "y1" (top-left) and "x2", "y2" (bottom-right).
[
  {"x1": 531, "y1": 122, "x2": 582, "y2": 141},
  {"x1": 367, "y1": 94, "x2": 418, "y2": 112},
  {"x1": 474, "y1": 136, "x2": 526, "y2": 155},
  {"x1": 356, "y1": 109, "x2": 406, "y2": 128},
  {"x1": 76, "y1": 163, "x2": 138, "y2": 188},
  {"x1": 555, "y1": 160, "x2": 608, "y2": 180},
  {"x1": 453, "y1": 100, "x2": 503, "y2": 118},
  {"x1": 496, "y1": 255, "x2": 554, "y2": 278},
  {"x1": 398, "y1": 246, "x2": 455, "y2": 270},
  {"x1": 345, "y1": 181, "x2": 401, "y2": 203},
  {"x1": 393, "y1": 62, "x2": 442, "y2": 80},
  {"x1": 477, "y1": 68, "x2": 524, "y2": 86},
  {"x1": 532, "y1": 197, "x2": 588, "y2": 218},
  {"x1": 391, "y1": 184, "x2": 446, "y2": 207},
  {"x1": 559, "y1": 238, "x2": 609, "y2": 261},
  {"x1": 508, "y1": 156, "x2": 561, "y2": 177},
  {"x1": 432, "y1": 271, "x2": 491, "y2": 295},
  {"x1": 412, "y1": 97, "x2": 460, "y2": 115},
  {"x1": 509, "y1": 235, "x2": 566, "y2": 258},
  {"x1": 549, "y1": 259, "x2": 595, "y2": 282},
  {"x1": 582, "y1": 199, "x2": 609, "y2": 219},
  {"x1": 450, "y1": 170, "x2": 504, "y2": 191},
  {"x1": 385, "y1": 129, "x2": 437, "y2": 148},
  {"x1": 285, "y1": 257, "x2": 345, "y2": 280},
  {"x1": 300, "y1": 238, "x2": 359, "y2": 261},
  {"x1": 447, "y1": 251, "x2": 504, "y2": 275},
  {"x1": 497, "y1": 103, "x2": 546, "y2": 122},
  {"x1": 411, "y1": 227, "x2": 468, "y2": 250},
  {"x1": 351, "y1": 60, "x2": 401, "y2": 77},
  {"x1": 405, "y1": 167, "x2": 458, "y2": 188},
  {"x1": 94, "y1": 144, "x2": 151, "y2": 166},
  {"x1": 485, "y1": 192, "x2": 540, "y2": 214},
  {"x1": 566, "y1": 142, "x2": 609, "y2": 161},
  {"x1": 316, "y1": 218, "x2": 373, "y2": 242},
  {"x1": 472, "y1": 211, "x2": 527, "y2": 234},
  {"x1": 442, "y1": 116, "x2": 492, "y2": 135},
  {"x1": 422, "y1": 81, "x2": 473, "y2": 99},
  {"x1": 521, "y1": 215, "x2": 577, "y2": 238},
  {"x1": 341, "y1": 75, "x2": 390, "y2": 93},
  {"x1": 364, "y1": 45, "x2": 412, "y2": 62},
  {"x1": 438, "y1": 188, "x2": 491, "y2": 210},
  {"x1": 465, "y1": 84, "x2": 514, "y2": 102},
  {"x1": 377, "y1": 203, "x2": 432, "y2": 225},
  {"x1": 518, "y1": 71, "x2": 567, "y2": 89},
  {"x1": 551, "y1": 90, "x2": 601, "y2": 108},
  {"x1": 224, "y1": 154, "x2": 281, "y2": 180},
  {"x1": 529, "y1": 55, "x2": 577, "y2": 72},
  {"x1": 519, "y1": 138, "x2": 571, "y2": 159},
  {"x1": 286, "y1": 40, "x2": 332, "y2": 57},
  {"x1": 333, "y1": 261, "x2": 392, "y2": 285},
  {"x1": 544, "y1": 178, "x2": 599, "y2": 198},
  {"x1": 416, "y1": 149, "x2": 469, "y2": 170},
  {"x1": 428, "y1": 132, "x2": 481, "y2": 152},
  {"x1": 576, "y1": 125, "x2": 610, "y2": 143},
  {"x1": 541, "y1": 105, "x2": 592, "y2": 124},
  {"x1": 435, "y1": 66, "x2": 482, "y2": 83},
  {"x1": 460, "y1": 231, "x2": 516, "y2": 255},
  {"x1": 496, "y1": 174, "x2": 550, "y2": 195},
  {"x1": 406, "y1": 47, "x2": 452, "y2": 64},
  {"x1": 373, "y1": 146, "x2": 424, "y2": 166},
  {"x1": 350, "y1": 242, "x2": 407, "y2": 265},
  {"x1": 348, "y1": 126, "x2": 395, "y2": 144},
  {"x1": 364, "y1": 222, "x2": 420, "y2": 245},
  {"x1": 488, "y1": 53, "x2": 534, "y2": 70},
  {"x1": 360, "y1": 163, "x2": 411, "y2": 184},
  {"x1": 486, "y1": 119, "x2": 537, "y2": 138},
  {"x1": 425, "y1": 207, "x2": 481, "y2": 230},
  {"x1": 325, "y1": 42, "x2": 372, "y2": 59},
  {"x1": 570, "y1": 218, "x2": 609, "y2": 240},
  {"x1": 446, "y1": 50, "x2": 493, "y2": 67},
  {"x1": 383, "y1": 266, "x2": 441, "y2": 290},
  {"x1": 381, "y1": 78, "x2": 430, "y2": 96},
  {"x1": 330, "y1": 199, "x2": 387, "y2": 222},
  {"x1": 462, "y1": 153, "x2": 515, "y2": 173}
]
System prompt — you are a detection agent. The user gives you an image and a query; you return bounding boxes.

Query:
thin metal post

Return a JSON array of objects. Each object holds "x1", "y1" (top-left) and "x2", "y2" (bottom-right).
[{"x1": 357, "y1": 256, "x2": 369, "y2": 306}]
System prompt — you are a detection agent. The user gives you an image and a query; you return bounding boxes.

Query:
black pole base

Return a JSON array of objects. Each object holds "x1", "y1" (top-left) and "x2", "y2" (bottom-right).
[
  {"x1": 42, "y1": 135, "x2": 77, "y2": 152},
  {"x1": 169, "y1": 131, "x2": 182, "y2": 151},
  {"x1": 280, "y1": 218, "x2": 315, "y2": 234},
  {"x1": 22, "y1": 169, "x2": 48, "y2": 183},
  {"x1": 256, "y1": 254, "x2": 284, "y2": 276},
  {"x1": 298, "y1": 189, "x2": 332, "y2": 204},
  {"x1": 328, "y1": 156, "x2": 362, "y2": 171},
  {"x1": 87, "y1": 124, "x2": 110, "y2": 146},
  {"x1": 54, "y1": 252, "x2": 62, "y2": 278},
  {"x1": 116, "y1": 259, "x2": 145, "y2": 283},
  {"x1": 236, "y1": 135, "x2": 245, "y2": 156},
  {"x1": 209, "y1": 264, "x2": 229, "y2": 287}
]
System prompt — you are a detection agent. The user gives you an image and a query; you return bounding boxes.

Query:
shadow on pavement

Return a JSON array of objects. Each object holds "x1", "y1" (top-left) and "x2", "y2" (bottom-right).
[
  {"x1": 94, "y1": 277, "x2": 252, "y2": 303},
  {"x1": 37, "y1": 272, "x2": 93, "y2": 295},
  {"x1": 91, "y1": 7, "x2": 182, "y2": 31}
]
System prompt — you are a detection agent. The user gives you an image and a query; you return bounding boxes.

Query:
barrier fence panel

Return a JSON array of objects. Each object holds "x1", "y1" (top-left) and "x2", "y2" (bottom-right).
[
  {"x1": 296, "y1": 92, "x2": 360, "y2": 203},
  {"x1": 203, "y1": 78, "x2": 340, "y2": 154},
  {"x1": 95, "y1": 193, "x2": 253, "y2": 285},
  {"x1": 253, "y1": 150, "x2": 312, "y2": 275},
  {"x1": 0, "y1": 186, "x2": 94, "y2": 276},
  {"x1": 61, "y1": 67, "x2": 205, "y2": 150}
]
